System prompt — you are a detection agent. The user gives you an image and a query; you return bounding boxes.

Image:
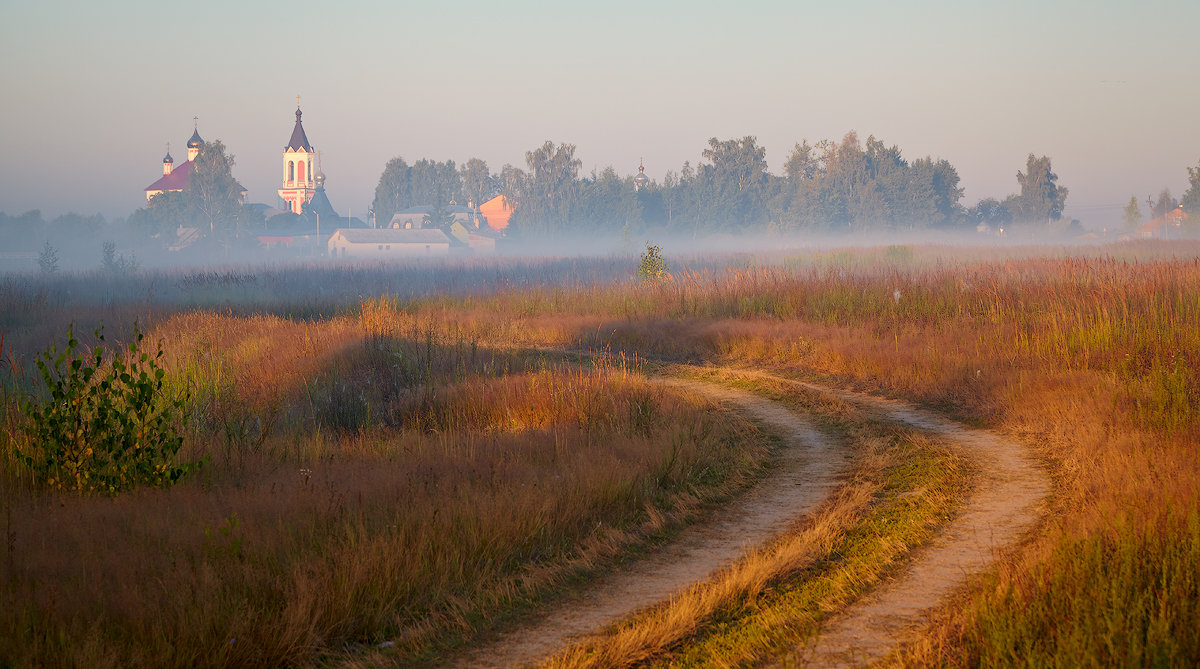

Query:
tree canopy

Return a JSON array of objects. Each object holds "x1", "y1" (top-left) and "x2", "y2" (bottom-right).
[
  {"x1": 190, "y1": 140, "x2": 242, "y2": 236},
  {"x1": 1183, "y1": 160, "x2": 1200, "y2": 217},
  {"x1": 371, "y1": 157, "x2": 464, "y2": 227},
  {"x1": 126, "y1": 140, "x2": 253, "y2": 244},
  {"x1": 1009, "y1": 154, "x2": 1068, "y2": 224},
  {"x1": 361, "y1": 133, "x2": 1087, "y2": 239}
]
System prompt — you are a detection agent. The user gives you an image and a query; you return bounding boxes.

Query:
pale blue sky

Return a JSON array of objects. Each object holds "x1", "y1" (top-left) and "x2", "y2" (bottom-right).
[{"x1": 1, "y1": 0, "x2": 1196, "y2": 227}]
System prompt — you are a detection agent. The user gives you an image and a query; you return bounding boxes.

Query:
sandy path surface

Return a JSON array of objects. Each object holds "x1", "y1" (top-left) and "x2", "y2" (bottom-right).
[
  {"x1": 448, "y1": 371, "x2": 1048, "y2": 669},
  {"x1": 451, "y1": 379, "x2": 850, "y2": 669},
  {"x1": 763, "y1": 376, "x2": 1050, "y2": 668}
]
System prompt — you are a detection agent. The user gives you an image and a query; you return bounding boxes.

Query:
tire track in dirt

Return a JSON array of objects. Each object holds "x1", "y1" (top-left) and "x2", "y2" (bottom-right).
[
  {"x1": 754, "y1": 374, "x2": 1050, "y2": 668},
  {"x1": 450, "y1": 379, "x2": 851, "y2": 669}
]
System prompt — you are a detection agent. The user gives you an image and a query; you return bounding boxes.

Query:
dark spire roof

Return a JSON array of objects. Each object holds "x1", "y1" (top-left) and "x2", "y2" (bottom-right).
[
  {"x1": 303, "y1": 187, "x2": 338, "y2": 223},
  {"x1": 286, "y1": 107, "x2": 313, "y2": 152}
]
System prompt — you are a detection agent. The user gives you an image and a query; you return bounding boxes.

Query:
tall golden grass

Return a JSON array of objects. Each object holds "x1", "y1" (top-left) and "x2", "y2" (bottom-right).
[
  {"x1": 3, "y1": 240, "x2": 1198, "y2": 665},
  {"x1": 0, "y1": 308, "x2": 770, "y2": 667},
  {"x1": 427, "y1": 245, "x2": 1199, "y2": 665},
  {"x1": 545, "y1": 371, "x2": 967, "y2": 668}
]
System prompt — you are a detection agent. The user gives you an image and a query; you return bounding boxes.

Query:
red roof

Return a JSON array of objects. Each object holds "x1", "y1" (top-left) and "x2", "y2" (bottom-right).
[
  {"x1": 145, "y1": 159, "x2": 194, "y2": 192},
  {"x1": 1138, "y1": 208, "x2": 1189, "y2": 236},
  {"x1": 144, "y1": 158, "x2": 246, "y2": 195}
]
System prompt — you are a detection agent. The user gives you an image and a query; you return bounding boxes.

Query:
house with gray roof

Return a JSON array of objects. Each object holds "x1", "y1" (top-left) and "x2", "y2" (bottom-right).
[{"x1": 327, "y1": 228, "x2": 451, "y2": 258}]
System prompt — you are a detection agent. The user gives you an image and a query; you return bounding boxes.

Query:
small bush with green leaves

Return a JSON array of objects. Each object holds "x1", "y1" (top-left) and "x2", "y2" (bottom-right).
[
  {"x1": 637, "y1": 242, "x2": 671, "y2": 281},
  {"x1": 12, "y1": 324, "x2": 198, "y2": 494}
]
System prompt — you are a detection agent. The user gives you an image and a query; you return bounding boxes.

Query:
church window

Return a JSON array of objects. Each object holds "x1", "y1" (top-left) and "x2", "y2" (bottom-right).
[
  {"x1": 298, "y1": 160, "x2": 306, "y2": 182},
  {"x1": 288, "y1": 161, "x2": 295, "y2": 182}
]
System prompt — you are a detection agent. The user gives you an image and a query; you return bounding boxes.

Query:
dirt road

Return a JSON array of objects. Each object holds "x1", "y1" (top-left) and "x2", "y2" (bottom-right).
[
  {"x1": 772, "y1": 378, "x2": 1049, "y2": 667},
  {"x1": 452, "y1": 379, "x2": 851, "y2": 668},
  {"x1": 449, "y1": 372, "x2": 1048, "y2": 668}
]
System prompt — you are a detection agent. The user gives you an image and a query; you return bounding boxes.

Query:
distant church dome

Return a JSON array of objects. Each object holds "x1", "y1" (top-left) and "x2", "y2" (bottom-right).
[
  {"x1": 163, "y1": 151, "x2": 174, "y2": 164},
  {"x1": 314, "y1": 172, "x2": 326, "y2": 188},
  {"x1": 634, "y1": 158, "x2": 650, "y2": 190},
  {"x1": 187, "y1": 128, "x2": 203, "y2": 149}
]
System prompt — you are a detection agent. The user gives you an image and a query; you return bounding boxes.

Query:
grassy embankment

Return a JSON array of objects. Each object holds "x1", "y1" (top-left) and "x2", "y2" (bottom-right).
[{"x1": 0, "y1": 296, "x2": 771, "y2": 667}]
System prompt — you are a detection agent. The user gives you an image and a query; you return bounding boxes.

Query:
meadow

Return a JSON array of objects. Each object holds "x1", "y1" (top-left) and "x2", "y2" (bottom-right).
[{"x1": 2, "y1": 239, "x2": 1198, "y2": 667}]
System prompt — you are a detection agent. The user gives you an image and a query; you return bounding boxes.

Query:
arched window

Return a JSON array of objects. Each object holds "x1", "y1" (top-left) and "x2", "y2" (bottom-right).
[
  {"x1": 297, "y1": 160, "x2": 306, "y2": 182},
  {"x1": 288, "y1": 161, "x2": 295, "y2": 182}
]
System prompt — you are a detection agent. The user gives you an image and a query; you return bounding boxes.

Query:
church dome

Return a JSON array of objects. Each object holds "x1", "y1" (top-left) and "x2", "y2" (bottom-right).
[
  {"x1": 633, "y1": 159, "x2": 650, "y2": 189},
  {"x1": 314, "y1": 172, "x2": 326, "y2": 188},
  {"x1": 187, "y1": 128, "x2": 203, "y2": 149},
  {"x1": 163, "y1": 151, "x2": 174, "y2": 164}
]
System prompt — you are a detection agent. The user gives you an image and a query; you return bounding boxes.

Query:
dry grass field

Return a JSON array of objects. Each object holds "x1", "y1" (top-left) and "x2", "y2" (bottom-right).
[{"x1": 2, "y1": 240, "x2": 1198, "y2": 667}]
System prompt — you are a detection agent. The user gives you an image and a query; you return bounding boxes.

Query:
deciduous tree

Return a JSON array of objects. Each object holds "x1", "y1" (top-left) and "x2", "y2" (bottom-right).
[
  {"x1": 1122, "y1": 196, "x2": 1143, "y2": 230},
  {"x1": 1151, "y1": 188, "x2": 1178, "y2": 219},
  {"x1": 1011, "y1": 154, "x2": 1068, "y2": 224},
  {"x1": 1184, "y1": 160, "x2": 1200, "y2": 216},
  {"x1": 189, "y1": 140, "x2": 242, "y2": 238},
  {"x1": 517, "y1": 141, "x2": 580, "y2": 236},
  {"x1": 372, "y1": 157, "x2": 411, "y2": 226},
  {"x1": 460, "y1": 157, "x2": 492, "y2": 211}
]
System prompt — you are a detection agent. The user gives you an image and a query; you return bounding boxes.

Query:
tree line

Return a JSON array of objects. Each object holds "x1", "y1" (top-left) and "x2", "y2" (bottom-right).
[
  {"x1": 369, "y1": 132, "x2": 1124, "y2": 238},
  {"x1": 11, "y1": 134, "x2": 1200, "y2": 254}
]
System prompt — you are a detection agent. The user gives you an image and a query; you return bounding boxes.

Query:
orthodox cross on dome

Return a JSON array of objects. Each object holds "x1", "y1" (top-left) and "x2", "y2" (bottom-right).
[
  {"x1": 297, "y1": 94, "x2": 302, "y2": 108},
  {"x1": 193, "y1": 116, "x2": 198, "y2": 129}
]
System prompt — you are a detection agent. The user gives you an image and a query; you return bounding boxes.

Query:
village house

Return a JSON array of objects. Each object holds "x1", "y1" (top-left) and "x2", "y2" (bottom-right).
[
  {"x1": 478, "y1": 195, "x2": 514, "y2": 231},
  {"x1": 1137, "y1": 206, "x2": 1189, "y2": 239},
  {"x1": 327, "y1": 228, "x2": 451, "y2": 258}
]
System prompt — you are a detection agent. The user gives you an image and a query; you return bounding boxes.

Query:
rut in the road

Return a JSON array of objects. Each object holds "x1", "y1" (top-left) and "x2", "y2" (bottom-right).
[
  {"x1": 452, "y1": 379, "x2": 850, "y2": 669},
  {"x1": 759, "y1": 375, "x2": 1050, "y2": 668}
]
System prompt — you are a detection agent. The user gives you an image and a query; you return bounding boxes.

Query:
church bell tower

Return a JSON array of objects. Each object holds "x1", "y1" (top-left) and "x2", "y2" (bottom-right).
[{"x1": 277, "y1": 97, "x2": 316, "y2": 214}]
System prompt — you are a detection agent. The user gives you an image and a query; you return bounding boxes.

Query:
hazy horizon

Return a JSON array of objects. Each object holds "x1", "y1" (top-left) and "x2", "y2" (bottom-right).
[{"x1": 2, "y1": 0, "x2": 1197, "y2": 228}]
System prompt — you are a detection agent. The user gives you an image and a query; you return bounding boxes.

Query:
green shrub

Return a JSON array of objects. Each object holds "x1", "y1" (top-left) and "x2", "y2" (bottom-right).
[
  {"x1": 637, "y1": 243, "x2": 671, "y2": 281},
  {"x1": 12, "y1": 324, "x2": 198, "y2": 494},
  {"x1": 37, "y1": 241, "x2": 59, "y2": 274}
]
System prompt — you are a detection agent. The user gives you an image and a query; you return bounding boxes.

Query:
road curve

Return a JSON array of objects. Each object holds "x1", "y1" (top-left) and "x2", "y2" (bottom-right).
[
  {"x1": 451, "y1": 379, "x2": 850, "y2": 669},
  {"x1": 759, "y1": 374, "x2": 1050, "y2": 668},
  {"x1": 448, "y1": 370, "x2": 1048, "y2": 669}
]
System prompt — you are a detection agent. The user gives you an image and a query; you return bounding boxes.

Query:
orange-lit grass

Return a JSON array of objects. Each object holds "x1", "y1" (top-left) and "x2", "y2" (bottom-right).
[
  {"x1": 387, "y1": 247, "x2": 1199, "y2": 663},
  {"x1": 541, "y1": 369, "x2": 965, "y2": 668},
  {"x1": 0, "y1": 364, "x2": 768, "y2": 667},
  {"x1": 4, "y1": 242, "x2": 1198, "y2": 665}
]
